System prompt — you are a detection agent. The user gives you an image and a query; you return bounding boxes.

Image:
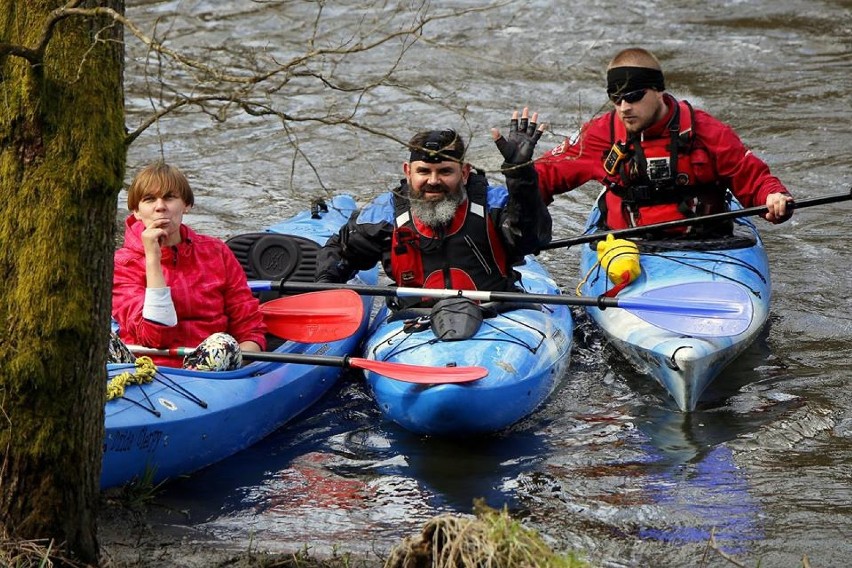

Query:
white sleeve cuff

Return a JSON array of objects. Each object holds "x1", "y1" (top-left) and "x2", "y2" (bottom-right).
[{"x1": 143, "y1": 287, "x2": 178, "y2": 327}]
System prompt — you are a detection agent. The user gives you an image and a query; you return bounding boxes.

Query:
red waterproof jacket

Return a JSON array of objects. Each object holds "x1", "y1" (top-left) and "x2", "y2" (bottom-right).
[
  {"x1": 535, "y1": 94, "x2": 790, "y2": 230},
  {"x1": 113, "y1": 215, "x2": 266, "y2": 366}
]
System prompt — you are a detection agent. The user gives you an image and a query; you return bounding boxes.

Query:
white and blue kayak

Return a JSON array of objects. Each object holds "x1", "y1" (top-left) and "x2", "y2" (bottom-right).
[
  {"x1": 359, "y1": 257, "x2": 574, "y2": 436},
  {"x1": 576, "y1": 195, "x2": 770, "y2": 411},
  {"x1": 101, "y1": 195, "x2": 377, "y2": 489}
]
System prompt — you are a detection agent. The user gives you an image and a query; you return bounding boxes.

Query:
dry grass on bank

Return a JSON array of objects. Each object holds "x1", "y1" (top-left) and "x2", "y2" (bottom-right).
[
  {"x1": 1, "y1": 500, "x2": 816, "y2": 568},
  {"x1": 385, "y1": 500, "x2": 587, "y2": 568},
  {"x1": 0, "y1": 532, "x2": 68, "y2": 568}
]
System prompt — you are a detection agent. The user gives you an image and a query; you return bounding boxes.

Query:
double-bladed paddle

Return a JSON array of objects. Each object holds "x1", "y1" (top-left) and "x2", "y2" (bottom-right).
[
  {"x1": 541, "y1": 188, "x2": 852, "y2": 250},
  {"x1": 127, "y1": 345, "x2": 487, "y2": 384},
  {"x1": 260, "y1": 289, "x2": 365, "y2": 343},
  {"x1": 250, "y1": 280, "x2": 754, "y2": 337}
]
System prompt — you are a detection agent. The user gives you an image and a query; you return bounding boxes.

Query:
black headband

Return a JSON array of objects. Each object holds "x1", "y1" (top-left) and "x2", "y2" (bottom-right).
[
  {"x1": 408, "y1": 129, "x2": 465, "y2": 163},
  {"x1": 606, "y1": 66, "x2": 665, "y2": 95}
]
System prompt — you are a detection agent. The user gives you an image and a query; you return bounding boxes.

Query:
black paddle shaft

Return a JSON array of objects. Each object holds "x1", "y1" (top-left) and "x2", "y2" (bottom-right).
[
  {"x1": 241, "y1": 350, "x2": 349, "y2": 367},
  {"x1": 541, "y1": 189, "x2": 852, "y2": 251},
  {"x1": 276, "y1": 281, "x2": 653, "y2": 310}
]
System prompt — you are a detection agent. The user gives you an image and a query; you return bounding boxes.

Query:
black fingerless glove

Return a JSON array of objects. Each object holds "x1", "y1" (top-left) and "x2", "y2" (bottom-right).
[{"x1": 494, "y1": 116, "x2": 543, "y2": 178}]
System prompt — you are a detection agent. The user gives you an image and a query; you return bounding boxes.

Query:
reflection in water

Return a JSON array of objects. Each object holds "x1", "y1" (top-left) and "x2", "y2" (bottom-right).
[
  {"x1": 153, "y1": 379, "x2": 552, "y2": 553},
  {"x1": 630, "y1": 405, "x2": 776, "y2": 551},
  {"x1": 513, "y1": 328, "x2": 809, "y2": 563},
  {"x1": 369, "y1": 427, "x2": 551, "y2": 512},
  {"x1": 638, "y1": 445, "x2": 762, "y2": 552}
]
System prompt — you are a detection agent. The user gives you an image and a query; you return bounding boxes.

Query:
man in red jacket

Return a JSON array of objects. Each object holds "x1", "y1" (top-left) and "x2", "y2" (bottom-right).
[{"x1": 535, "y1": 47, "x2": 794, "y2": 233}]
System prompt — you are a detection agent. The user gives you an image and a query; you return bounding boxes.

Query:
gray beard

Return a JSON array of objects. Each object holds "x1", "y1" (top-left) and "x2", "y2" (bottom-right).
[{"x1": 410, "y1": 186, "x2": 467, "y2": 228}]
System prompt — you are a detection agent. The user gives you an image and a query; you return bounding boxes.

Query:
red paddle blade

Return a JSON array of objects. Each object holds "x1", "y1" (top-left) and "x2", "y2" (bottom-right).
[
  {"x1": 260, "y1": 289, "x2": 364, "y2": 342},
  {"x1": 349, "y1": 357, "x2": 487, "y2": 384}
]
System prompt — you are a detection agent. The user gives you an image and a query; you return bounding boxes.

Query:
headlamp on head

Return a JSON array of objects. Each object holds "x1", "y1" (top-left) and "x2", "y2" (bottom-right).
[{"x1": 409, "y1": 129, "x2": 465, "y2": 163}]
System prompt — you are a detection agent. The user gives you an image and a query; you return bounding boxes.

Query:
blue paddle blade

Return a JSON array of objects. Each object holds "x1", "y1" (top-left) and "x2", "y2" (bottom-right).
[{"x1": 618, "y1": 282, "x2": 754, "y2": 337}]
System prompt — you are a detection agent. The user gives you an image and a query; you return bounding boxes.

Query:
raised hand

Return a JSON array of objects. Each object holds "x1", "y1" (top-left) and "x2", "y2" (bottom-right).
[{"x1": 491, "y1": 107, "x2": 546, "y2": 177}]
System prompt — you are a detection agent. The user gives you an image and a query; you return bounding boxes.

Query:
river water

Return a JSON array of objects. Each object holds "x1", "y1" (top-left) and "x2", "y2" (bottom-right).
[{"x1": 122, "y1": 1, "x2": 852, "y2": 566}]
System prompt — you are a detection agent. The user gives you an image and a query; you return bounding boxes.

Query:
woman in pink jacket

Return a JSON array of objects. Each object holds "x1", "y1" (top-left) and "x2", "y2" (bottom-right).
[{"x1": 111, "y1": 162, "x2": 266, "y2": 370}]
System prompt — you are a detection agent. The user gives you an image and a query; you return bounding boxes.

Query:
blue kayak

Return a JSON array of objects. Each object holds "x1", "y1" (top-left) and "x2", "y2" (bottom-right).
[
  {"x1": 577, "y1": 193, "x2": 771, "y2": 411},
  {"x1": 361, "y1": 257, "x2": 574, "y2": 436},
  {"x1": 101, "y1": 195, "x2": 377, "y2": 489}
]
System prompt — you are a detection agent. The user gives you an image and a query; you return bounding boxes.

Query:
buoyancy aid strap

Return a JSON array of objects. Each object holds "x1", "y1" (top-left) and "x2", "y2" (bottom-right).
[
  {"x1": 630, "y1": 132, "x2": 648, "y2": 180},
  {"x1": 606, "y1": 97, "x2": 705, "y2": 208},
  {"x1": 669, "y1": 100, "x2": 698, "y2": 184},
  {"x1": 668, "y1": 102, "x2": 681, "y2": 182},
  {"x1": 679, "y1": 99, "x2": 695, "y2": 147}
]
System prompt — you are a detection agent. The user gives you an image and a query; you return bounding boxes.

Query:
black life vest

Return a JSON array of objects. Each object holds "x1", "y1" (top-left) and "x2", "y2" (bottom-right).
[{"x1": 389, "y1": 174, "x2": 513, "y2": 297}]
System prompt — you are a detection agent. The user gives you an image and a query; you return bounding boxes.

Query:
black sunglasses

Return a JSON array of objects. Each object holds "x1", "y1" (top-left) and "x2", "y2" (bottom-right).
[{"x1": 608, "y1": 89, "x2": 648, "y2": 105}]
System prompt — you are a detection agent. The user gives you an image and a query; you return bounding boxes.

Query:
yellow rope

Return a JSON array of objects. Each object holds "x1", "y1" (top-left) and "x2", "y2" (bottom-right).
[
  {"x1": 576, "y1": 259, "x2": 601, "y2": 296},
  {"x1": 106, "y1": 357, "x2": 157, "y2": 401}
]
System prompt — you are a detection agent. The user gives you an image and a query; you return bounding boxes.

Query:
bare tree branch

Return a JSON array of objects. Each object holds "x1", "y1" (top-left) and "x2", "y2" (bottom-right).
[
  {"x1": 119, "y1": 2, "x2": 505, "y2": 155},
  {"x1": 8, "y1": 0, "x2": 518, "y2": 191}
]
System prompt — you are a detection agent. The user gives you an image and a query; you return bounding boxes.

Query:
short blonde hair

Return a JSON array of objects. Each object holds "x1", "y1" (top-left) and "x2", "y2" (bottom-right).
[
  {"x1": 126, "y1": 162, "x2": 194, "y2": 211},
  {"x1": 607, "y1": 47, "x2": 662, "y2": 71}
]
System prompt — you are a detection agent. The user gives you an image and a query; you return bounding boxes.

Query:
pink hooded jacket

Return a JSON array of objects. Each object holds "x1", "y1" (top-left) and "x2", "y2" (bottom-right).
[{"x1": 112, "y1": 215, "x2": 266, "y2": 366}]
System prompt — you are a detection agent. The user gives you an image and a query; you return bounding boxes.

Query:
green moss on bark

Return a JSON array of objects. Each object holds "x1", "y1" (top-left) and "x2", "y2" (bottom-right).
[{"x1": 0, "y1": 1, "x2": 127, "y2": 564}]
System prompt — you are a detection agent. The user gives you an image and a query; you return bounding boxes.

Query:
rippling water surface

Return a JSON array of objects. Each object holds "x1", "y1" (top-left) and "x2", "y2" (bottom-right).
[{"x1": 123, "y1": 1, "x2": 852, "y2": 565}]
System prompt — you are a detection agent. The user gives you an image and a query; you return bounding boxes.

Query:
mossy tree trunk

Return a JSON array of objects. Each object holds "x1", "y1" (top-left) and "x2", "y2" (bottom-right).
[{"x1": 0, "y1": 0, "x2": 125, "y2": 564}]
